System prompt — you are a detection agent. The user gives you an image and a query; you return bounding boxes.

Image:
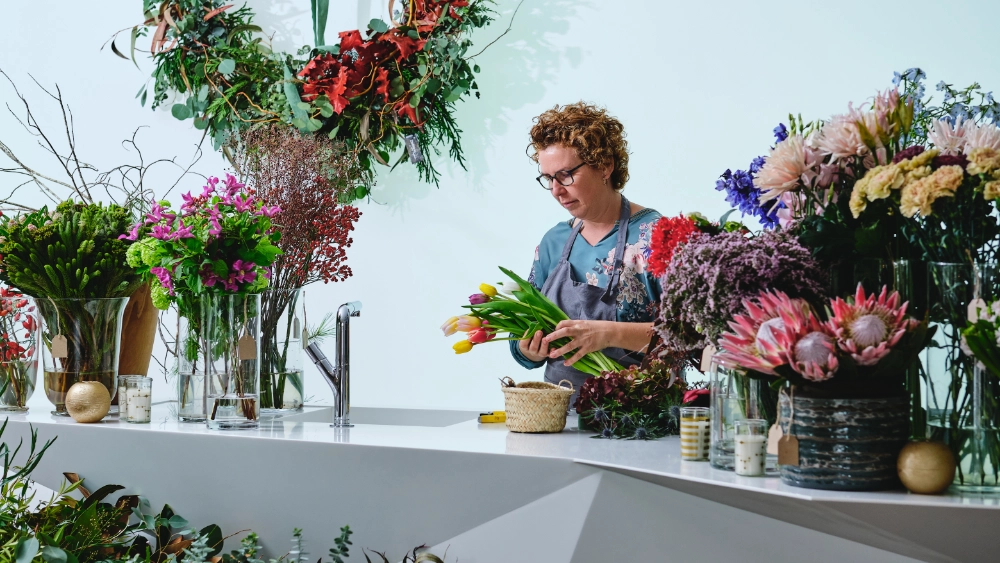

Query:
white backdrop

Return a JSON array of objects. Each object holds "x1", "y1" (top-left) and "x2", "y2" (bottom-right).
[{"x1": 3, "y1": 0, "x2": 999, "y2": 412}]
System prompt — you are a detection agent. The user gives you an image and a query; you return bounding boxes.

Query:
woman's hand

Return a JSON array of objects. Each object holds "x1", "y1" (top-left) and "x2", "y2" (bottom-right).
[
  {"x1": 518, "y1": 330, "x2": 550, "y2": 363},
  {"x1": 542, "y1": 320, "x2": 616, "y2": 367}
]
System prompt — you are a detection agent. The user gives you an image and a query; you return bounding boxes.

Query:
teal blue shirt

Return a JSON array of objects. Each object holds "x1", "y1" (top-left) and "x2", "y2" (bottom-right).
[{"x1": 510, "y1": 208, "x2": 663, "y2": 368}]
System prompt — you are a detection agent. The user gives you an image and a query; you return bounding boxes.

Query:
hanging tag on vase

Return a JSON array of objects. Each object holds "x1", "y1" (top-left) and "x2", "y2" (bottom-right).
[
  {"x1": 767, "y1": 423, "x2": 783, "y2": 456},
  {"x1": 238, "y1": 327, "x2": 257, "y2": 360},
  {"x1": 699, "y1": 344, "x2": 717, "y2": 373},
  {"x1": 51, "y1": 334, "x2": 68, "y2": 358},
  {"x1": 293, "y1": 317, "x2": 301, "y2": 339},
  {"x1": 777, "y1": 435, "x2": 799, "y2": 467},
  {"x1": 968, "y1": 298, "x2": 988, "y2": 322}
]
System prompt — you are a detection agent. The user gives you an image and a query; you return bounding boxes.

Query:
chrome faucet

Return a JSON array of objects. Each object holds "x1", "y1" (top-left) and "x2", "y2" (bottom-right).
[{"x1": 305, "y1": 301, "x2": 361, "y2": 427}]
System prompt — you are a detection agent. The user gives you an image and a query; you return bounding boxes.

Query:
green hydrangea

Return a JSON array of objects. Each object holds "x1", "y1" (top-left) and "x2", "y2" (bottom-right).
[{"x1": 150, "y1": 283, "x2": 171, "y2": 310}]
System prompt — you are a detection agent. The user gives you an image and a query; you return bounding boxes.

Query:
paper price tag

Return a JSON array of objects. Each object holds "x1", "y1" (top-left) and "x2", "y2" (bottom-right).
[
  {"x1": 51, "y1": 334, "x2": 68, "y2": 358},
  {"x1": 968, "y1": 298, "x2": 988, "y2": 322},
  {"x1": 767, "y1": 423, "x2": 783, "y2": 456},
  {"x1": 700, "y1": 344, "x2": 717, "y2": 373},
  {"x1": 778, "y1": 435, "x2": 800, "y2": 467},
  {"x1": 238, "y1": 328, "x2": 257, "y2": 361}
]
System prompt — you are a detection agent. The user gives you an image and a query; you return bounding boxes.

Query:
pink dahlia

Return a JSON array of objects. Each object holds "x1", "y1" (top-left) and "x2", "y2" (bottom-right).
[
  {"x1": 717, "y1": 290, "x2": 811, "y2": 375},
  {"x1": 756, "y1": 135, "x2": 808, "y2": 202},
  {"x1": 928, "y1": 118, "x2": 968, "y2": 155},
  {"x1": 825, "y1": 284, "x2": 916, "y2": 366},
  {"x1": 963, "y1": 121, "x2": 1000, "y2": 153}
]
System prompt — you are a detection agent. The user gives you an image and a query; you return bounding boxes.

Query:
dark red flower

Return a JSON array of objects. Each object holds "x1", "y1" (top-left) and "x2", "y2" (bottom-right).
[
  {"x1": 933, "y1": 153, "x2": 969, "y2": 168},
  {"x1": 892, "y1": 145, "x2": 925, "y2": 164}
]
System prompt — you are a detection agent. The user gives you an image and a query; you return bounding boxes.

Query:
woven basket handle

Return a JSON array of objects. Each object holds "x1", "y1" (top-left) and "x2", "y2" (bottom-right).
[
  {"x1": 557, "y1": 379, "x2": 574, "y2": 391},
  {"x1": 500, "y1": 376, "x2": 516, "y2": 388}
]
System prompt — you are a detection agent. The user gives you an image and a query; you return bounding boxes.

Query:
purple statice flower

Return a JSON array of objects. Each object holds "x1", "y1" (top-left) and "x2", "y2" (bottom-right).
[
  {"x1": 118, "y1": 222, "x2": 140, "y2": 241},
  {"x1": 150, "y1": 224, "x2": 173, "y2": 240},
  {"x1": 655, "y1": 230, "x2": 827, "y2": 352},
  {"x1": 773, "y1": 123, "x2": 789, "y2": 143},
  {"x1": 149, "y1": 266, "x2": 175, "y2": 296},
  {"x1": 231, "y1": 260, "x2": 256, "y2": 284}
]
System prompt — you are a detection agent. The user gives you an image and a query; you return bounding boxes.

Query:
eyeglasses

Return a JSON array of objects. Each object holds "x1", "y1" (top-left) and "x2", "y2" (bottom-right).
[{"x1": 536, "y1": 162, "x2": 586, "y2": 190}]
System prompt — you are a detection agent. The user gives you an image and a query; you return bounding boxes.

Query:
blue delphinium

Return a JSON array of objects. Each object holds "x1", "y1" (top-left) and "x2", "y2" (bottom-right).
[
  {"x1": 773, "y1": 123, "x2": 788, "y2": 143},
  {"x1": 716, "y1": 142, "x2": 781, "y2": 229}
]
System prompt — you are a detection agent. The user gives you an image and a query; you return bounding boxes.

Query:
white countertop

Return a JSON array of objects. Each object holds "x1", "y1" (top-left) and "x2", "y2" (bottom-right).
[{"x1": 9, "y1": 403, "x2": 999, "y2": 510}]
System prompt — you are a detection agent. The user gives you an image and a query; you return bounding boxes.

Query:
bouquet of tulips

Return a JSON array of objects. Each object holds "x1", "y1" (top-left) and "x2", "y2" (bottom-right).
[{"x1": 441, "y1": 267, "x2": 623, "y2": 376}]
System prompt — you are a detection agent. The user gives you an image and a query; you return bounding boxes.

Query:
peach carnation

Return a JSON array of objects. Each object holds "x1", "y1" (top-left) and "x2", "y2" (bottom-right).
[
  {"x1": 899, "y1": 165, "x2": 965, "y2": 218},
  {"x1": 967, "y1": 147, "x2": 1000, "y2": 177}
]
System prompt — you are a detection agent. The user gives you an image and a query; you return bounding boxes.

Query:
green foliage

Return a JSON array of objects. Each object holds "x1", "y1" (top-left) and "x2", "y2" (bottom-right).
[
  {"x1": 0, "y1": 201, "x2": 142, "y2": 299},
  {"x1": 127, "y1": 0, "x2": 497, "y2": 198},
  {"x1": 576, "y1": 359, "x2": 696, "y2": 440}
]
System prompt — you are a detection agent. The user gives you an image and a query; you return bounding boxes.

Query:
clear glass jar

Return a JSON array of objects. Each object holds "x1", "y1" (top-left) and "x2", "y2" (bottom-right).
[
  {"x1": 38, "y1": 297, "x2": 128, "y2": 416},
  {"x1": 709, "y1": 355, "x2": 778, "y2": 473},
  {"x1": 925, "y1": 261, "x2": 1000, "y2": 491},
  {"x1": 259, "y1": 288, "x2": 305, "y2": 413},
  {"x1": 0, "y1": 294, "x2": 39, "y2": 412},
  {"x1": 176, "y1": 293, "x2": 261, "y2": 429}
]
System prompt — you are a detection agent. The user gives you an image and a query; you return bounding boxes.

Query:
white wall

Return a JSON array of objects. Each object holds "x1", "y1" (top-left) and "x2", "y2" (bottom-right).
[{"x1": 4, "y1": 0, "x2": 999, "y2": 412}]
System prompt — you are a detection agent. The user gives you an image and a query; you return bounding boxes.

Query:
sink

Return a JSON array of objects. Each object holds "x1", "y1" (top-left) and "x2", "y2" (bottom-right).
[{"x1": 276, "y1": 406, "x2": 481, "y2": 428}]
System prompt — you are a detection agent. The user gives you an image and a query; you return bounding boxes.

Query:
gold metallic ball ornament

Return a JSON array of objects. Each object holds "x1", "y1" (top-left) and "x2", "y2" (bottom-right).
[
  {"x1": 897, "y1": 440, "x2": 956, "y2": 495},
  {"x1": 65, "y1": 381, "x2": 111, "y2": 423}
]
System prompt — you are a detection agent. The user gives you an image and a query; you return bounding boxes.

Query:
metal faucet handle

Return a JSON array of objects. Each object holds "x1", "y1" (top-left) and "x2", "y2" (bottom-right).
[{"x1": 339, "y1": 301, "x2": 362, "y2": 317}]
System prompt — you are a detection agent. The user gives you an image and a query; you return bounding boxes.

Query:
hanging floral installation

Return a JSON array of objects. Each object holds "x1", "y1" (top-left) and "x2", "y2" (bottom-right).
[{"x1": 112, "y1": 0, "x2": 498, "y2": 199}]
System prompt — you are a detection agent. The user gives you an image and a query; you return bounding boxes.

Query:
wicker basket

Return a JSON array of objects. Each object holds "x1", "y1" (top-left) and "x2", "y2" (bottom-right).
[{"x1": 501, "y1": 377, "x2": 574, "y2": 433}]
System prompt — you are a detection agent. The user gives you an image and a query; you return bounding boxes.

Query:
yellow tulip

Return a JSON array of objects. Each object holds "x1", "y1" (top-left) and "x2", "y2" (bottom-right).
[
  {"x1": 453, "y1": 340, "x2": 474, "y2": 354},
  {"x1": 479, "y1": 283, "x2": 498, "y2": 297}
]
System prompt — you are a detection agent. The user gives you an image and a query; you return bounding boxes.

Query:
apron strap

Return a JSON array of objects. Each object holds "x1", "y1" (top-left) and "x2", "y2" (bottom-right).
[
  {"x1": 603, "y1": 195, "x2": 631, "y2": 299},
  {"x1": 559, "y1": 219, "x2": 585, "y2": 261}
]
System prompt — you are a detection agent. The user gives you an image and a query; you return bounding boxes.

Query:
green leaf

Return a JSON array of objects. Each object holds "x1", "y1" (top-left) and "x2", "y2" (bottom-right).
[
  {"x1": 409, "y1": 95, "x2": 421, "y2": 108},
  {"x1": 312, "y1": 0, "x2": 331, "y2": 46},
  {"x1": 307, "y1": 117, "x2": 324, "y2": 131},
  {"x1": 473, "y1": 64, "x2": 480, "y2": 73},
  {"x1": 168, "y1": 515, "x2": 189, "y2": 528},
  {"x1": 354, "y1": 186, "x2": 368, "y2": 199},
  {"x1": 197, "y1": 84, "x2": 209, "y2": 103},
  {"x1": 211, "y1": 259, "x2": 228, "y2": 278},
  {"x1": 193, "y1": 116, "x2": 208, "y2": 130},
  {"x1": 41, "y1": 547, "x2": 67, "y2": 563},
  {"x1": 15, "y1": 537, "x2": 39, "y2": 563},
  {"x1": 199, "y1": 524, "x2": 224, "y2": 557},
  {"x1": 296, "y1": 101, "x2": 311, "y2": 111},
  {"x1": 368, "y1": 18, "x2": 388, "y2": 34},
  {"x1": 171, "y1": 104, "x2": 191, "y2": 120},
  {"x1": 217, "y1": 59, "x2": 236, "y2": 76},
  {"x1": 291, "y1": 117, "x2": 308, "y2": 130}
]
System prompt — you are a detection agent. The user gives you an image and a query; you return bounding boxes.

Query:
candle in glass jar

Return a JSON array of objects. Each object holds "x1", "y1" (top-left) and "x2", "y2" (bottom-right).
[
  {"x1": 119, "y1": 376, "x2": 152, "y2": 424},
  {"x1": 734, "y1": 419, "x2": 768, "y2": 476},
  {"x1": 680, "y1": 407, "x2": 710, "y2": 461}
]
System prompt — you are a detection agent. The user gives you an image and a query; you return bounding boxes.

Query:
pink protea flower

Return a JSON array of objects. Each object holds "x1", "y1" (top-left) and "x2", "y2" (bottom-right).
[
  {"x1": 756, "y1": 135, "x2": 808, "y2": 202},
  {"x1": 773, "y1": 312, "x2": 839, "y2": 383},
  {"x1": 825, "y1": 284, "x2": 916, "y2": 366},
  {"x1": 717, "y1": 290, "x2": 811, "y2": 375}
]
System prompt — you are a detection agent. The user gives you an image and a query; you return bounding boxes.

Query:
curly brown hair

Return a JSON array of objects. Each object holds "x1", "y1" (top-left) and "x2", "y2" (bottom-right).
[{"x1": 528, "y1": 102, "x2": 630, "y2": 191}]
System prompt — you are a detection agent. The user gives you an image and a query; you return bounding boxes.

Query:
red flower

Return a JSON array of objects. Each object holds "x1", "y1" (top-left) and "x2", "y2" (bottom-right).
[{"x1": 647, "y1": 215, "x2": 700, "y2": 278}]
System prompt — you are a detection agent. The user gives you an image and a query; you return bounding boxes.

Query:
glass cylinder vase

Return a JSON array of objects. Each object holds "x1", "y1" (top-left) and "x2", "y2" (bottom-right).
[
  {"x1": 259, "y1": 288, "x2": 305, "y2": 413},
  {"x1": 38, "y1": 297, "x2": 128, "y2": 416},
  {"x1": 925, "y1": 261, "x2": 1000, "y2": 491},
  {"x1": 709, "y1": 355, "x2": 778, "y2": 473},
  {"x1": 176, "y1": 293, "x2": 261, "y2": 429},
  {"x1": 0, "y1": 294, "x2": 40, "y2": 412}
]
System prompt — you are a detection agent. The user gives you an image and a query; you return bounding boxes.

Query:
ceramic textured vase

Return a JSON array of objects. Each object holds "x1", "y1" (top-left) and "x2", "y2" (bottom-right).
[{"x1": 778, "y1": 385, "x2": 908, "y2": 491}]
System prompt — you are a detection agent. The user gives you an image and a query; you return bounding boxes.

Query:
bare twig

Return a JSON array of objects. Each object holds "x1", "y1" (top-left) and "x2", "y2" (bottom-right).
[{"x1": 468, "y1": 0, "x2": 524, "y2": 59}]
